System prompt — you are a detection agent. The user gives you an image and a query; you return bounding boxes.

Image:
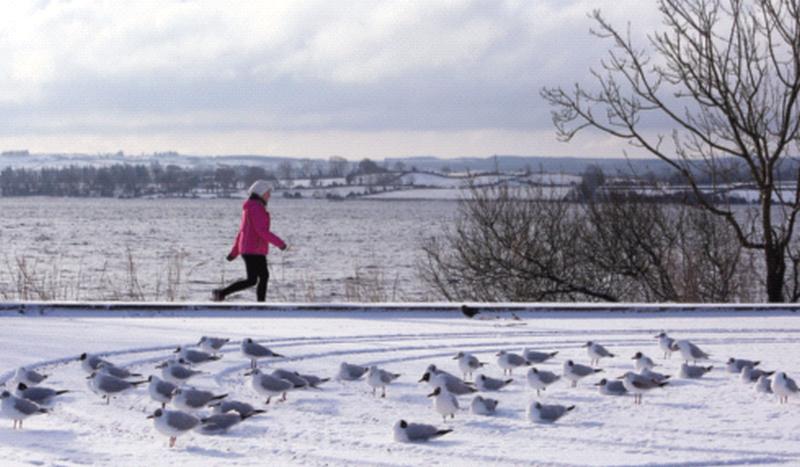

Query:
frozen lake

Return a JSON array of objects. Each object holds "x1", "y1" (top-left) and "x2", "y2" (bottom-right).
[{"x1": 0, "y1": 197, "x2": 457, "y2": 302}]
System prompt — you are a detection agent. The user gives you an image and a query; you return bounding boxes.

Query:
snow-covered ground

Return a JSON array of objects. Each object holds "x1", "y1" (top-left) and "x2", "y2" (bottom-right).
[{"x1": 1, "y1": 308, "x2": 799, "y2": 466}]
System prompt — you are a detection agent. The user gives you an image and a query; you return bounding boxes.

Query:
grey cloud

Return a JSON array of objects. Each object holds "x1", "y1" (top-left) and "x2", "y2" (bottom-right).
[{"x1": 0, "y1": 0, "x2": 666, "y2": 143}]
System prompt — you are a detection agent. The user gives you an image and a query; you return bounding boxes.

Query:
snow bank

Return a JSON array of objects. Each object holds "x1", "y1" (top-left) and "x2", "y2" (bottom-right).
[{"x1": 0, "y1": 307, "x2": 798, "y2": 466}]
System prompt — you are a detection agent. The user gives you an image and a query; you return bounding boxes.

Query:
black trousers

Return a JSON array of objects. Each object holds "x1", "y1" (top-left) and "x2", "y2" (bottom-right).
[{"x1": 220, "y1": 254, "x2": 269, "y2": 302}]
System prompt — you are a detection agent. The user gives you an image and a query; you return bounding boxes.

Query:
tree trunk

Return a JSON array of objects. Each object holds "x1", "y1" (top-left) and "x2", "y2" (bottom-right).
[{"x1": 765, "y1": 244, "x2": 786, "y2": 303}]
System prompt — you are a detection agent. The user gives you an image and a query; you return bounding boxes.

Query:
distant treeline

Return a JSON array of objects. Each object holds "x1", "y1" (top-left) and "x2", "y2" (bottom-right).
[{"x1": 0, "y1": 164, "x2": 280, "y2": 197}]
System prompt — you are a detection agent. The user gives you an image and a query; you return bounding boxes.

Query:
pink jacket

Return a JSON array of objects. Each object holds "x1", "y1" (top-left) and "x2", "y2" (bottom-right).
[{"x1": 228, "y1": 198, "x2": 286, "y2": 257}]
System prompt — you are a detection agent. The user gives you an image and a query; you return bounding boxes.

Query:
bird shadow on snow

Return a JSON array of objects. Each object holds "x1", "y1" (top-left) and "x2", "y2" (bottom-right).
[
  {"x1": 184, "y1": 445, "x2": 244, "y2": 459},
  {"x1": 291, "y1": 396, "x2": 341, "y2": 416},
  {"x1": 462, "y1": 419, "x2": 521, "y2": 433},
  {"x1": 414, "y1": 439, "x2": 462, "y2": 448},
  {"x1": 648, "y1": 400, "x2": 708, "y2": 410},
  {"x1": 230, "y1": 425, "x2": 271, "y2": 439},
  {"x1": 0, "y1": 429, "x2": 94, "y2": 461},
  {"x1": 0, "y1": 428, "x2": 77, "y2": 444}
]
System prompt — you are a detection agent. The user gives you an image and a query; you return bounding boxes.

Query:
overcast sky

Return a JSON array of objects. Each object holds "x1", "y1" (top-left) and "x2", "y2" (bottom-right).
[{"x1": 0, "y1": 0, "x2": 663, "y2": 159}]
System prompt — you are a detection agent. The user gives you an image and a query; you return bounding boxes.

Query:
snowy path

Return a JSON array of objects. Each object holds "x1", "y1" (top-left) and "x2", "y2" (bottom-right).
[{"x1": 0, "y1": 310, "x2": 799, "y2": 466}]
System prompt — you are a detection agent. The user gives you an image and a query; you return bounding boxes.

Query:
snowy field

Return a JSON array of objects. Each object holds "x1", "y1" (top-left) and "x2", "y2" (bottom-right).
[{"x1": 1, "y1": 308, "x2": 799, "y2": 466}]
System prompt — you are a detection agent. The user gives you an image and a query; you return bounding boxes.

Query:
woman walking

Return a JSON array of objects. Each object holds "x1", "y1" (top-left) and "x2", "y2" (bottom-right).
[{"x1": 213, "y1": 180, "x2": 287, "y2": 302}]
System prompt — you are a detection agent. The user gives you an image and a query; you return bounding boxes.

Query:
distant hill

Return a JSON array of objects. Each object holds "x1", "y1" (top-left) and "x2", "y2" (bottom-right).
[
  {"x1": 385, "y1": 155, "x2": 675, "y2": 176},
  {"x1": 0, "y1": 151, "x2": 675, "y2": 177}
]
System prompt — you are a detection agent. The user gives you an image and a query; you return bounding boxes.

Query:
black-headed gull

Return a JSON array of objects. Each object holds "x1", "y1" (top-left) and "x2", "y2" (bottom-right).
[
  {"x1": 428, "y1": 386, "x2": 459, "y2": 422},
  {"x1": 147, "y1": 408, "x2": 200, "y2": 448},
  {"x1": 563, "y1": 360, "x2": 602, "y2": 387},
  {"x1": 470, "y1": 395, "x2": 499, "y2": 415},
  {"x1": 393, "y1": 420, "x2": 452, "y2": 442},
  {"x1": 527, "y1": 367, "x2": 560, "y2": 395},
  {"x1": 367, "y1": 366, "x2": 401, "y2": 398},
  {"x1": 0, "y1": 390, "x2": 48, "y2": 429},
  {"x1": 528, "y1": 401, "x2": 574, "y2": 423},
  {"x1": 496, "y1": 350, "x2": 529, "y2": 375},
  {"x1": 583, "y1": 341, "x2": 614, "y2": 366},
  {"x1": 453, "y1": 351, "x2": 485, "y2": 380}
]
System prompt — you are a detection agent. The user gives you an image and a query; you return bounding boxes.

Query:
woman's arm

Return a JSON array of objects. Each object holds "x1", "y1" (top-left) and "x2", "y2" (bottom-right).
[
  {"x1": 227, "y1": 230, "x2": 242, "y2": 260},
  {"x1": 252, "y1": 208, "x2": 287, "y2": 249}
]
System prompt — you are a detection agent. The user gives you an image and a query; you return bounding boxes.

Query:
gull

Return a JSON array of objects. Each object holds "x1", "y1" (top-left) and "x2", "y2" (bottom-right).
[
  {"x1": 522, "y1": 349, "x2": 559, "y2": 364},
  {"x1": 453, "y1": 351, "x2": 485, "y2": 380},
  {"x1": 563, "y1": 360, "x2": 602, "y2": 388},
  {"x1": 148, "y1": 375, "x2": 178, "y2": 409},
  {"x1": 419, "y1": 371, "x2": 477, "y2": 395},
  {"x1": 210, "y1": 400, "x2": 266, "y2": 418},
  {"x1": 740, "y1": 366, "x2": 775, "y2": 383},
  {"x1": 271, "y1": 369, "x2": 309, "y2": 389},
  {"x1": 173, "y1": 388, "x2": 228, "y2": 411},
  {"x1": 79, "y1": 352, "x2": 112, "y2": 373},
  {"x1": 241, "y1": 338, "x2": 284, "y2": 369},
  {"x1": 755, "y1": 375, "x2": 773, "y2": 394},
  {"x1": 680, "y1": 363, "x2": 713, "y2": 379},
  {"x1": 367, "y1": 366, "x2": 401, "y2": 398},
  {"x1": 475, "y1": 374, "x2": 513, "y2": 392},
  {"x1": 393, "y1": 420, "x2": 453, "y2": 443},
  {"x1": 197, "y1": 336, "x2": 229, "y2": 354},
  {"x1": 296, "y1": 372, "x2": 330, "y2": 388},
  {"x1": 583, "y1": 341, "x2": 614, "y2": 366},
  {"x1": 527, "y1": 367, "x2": 560, "y2": 396},
  {"x1": 632, "y1": 352, "x2": 656, "y2": 371},
  {"x1": 337, "y1": 362, "x2": 369, "y2": 381},
  {"x1": 639, "y1": 368, "x2": 671, "y2": 383},
  {"x1": 15, "y1": 383, "x2": 69, "y2": 406},
  {"x1": 87, "y1": 371, "x2": 147, "y2": 404},
  {"x1": 726, "y1": 358, "x2": 760, "y2": 373},
  {"x1": 80, "y1": 353, "x2": 142, "y2": 379},
  {"x1": 654, "y1": 332, "x2": 678, "y2": 359},
  {"x1": 97, "y1": 362, "x2": 142, "y2": 380},
  {"x1": 675, "y1": 340, "x2": 710, "y2": 364},
  {"x1": 0, "y1": 390, "x2": 48, "y2": 429},
  {"x1": 527, "y1": 402, "x2": 574, "y2": 423},
  {"x1": 422, "y1": 364, "x2": 459, "y2": 380},
  {"x1": 99, "y1": 363, "x2": 140, "y2": 379},
  {"x1": 80, "y1": 352, "x2": 140, "y2": 379},
  {"x1": 246, "y1": 368, "x2": 301, "y2": 404},
  {"x1": 496, "y1": 351, "x2": 530, "y2": 375},
  {"x1": 470, "y1": 395, "x2": 499, "y2": 415},
  {"x1": 174, "y1": 346, "x2": 222, "y2": 365},
  {"x1": 196, "y1": 412, "x2": 260, "y2": 435},
  {"x1": 157, "y1": 359, "x2": 204, "y2": 386},
  {"x1": 619, "y1": 372, "x2": 668, "y2": 404},
  {"x1": 14, "y1": 367, "x2": 48, "y2": 387},
  {"x1": 147, "y1": 408, "x2": 200, "y2": 448},
  {"x1": 428, "y1": 386, "x2": 459, "y2": 422},
  {"x1": 772, "y1": 372, "x2": 799, "y2": 403},
  {"x1": 595, "y1": 378, "x2": 628, "y2": 396}
]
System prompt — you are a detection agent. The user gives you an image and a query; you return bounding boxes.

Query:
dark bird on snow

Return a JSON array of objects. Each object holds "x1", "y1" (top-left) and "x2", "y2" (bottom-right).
[{"x1": 461, "y1": 304, "x2": 480, "y2": 318}]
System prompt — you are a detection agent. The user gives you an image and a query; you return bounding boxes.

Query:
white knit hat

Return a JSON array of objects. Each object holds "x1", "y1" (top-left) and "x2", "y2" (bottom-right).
[{"x1": 248, "y1": 180, "x2": 274, "y2": 197}]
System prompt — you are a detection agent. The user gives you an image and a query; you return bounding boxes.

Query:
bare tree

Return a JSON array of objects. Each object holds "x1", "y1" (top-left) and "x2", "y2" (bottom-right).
[
  {"x1": 300, "y1": 159, "x2": 315, "y2": 178},
  {"x1": 542, "y1": 0, "x2": 800, "y2": 302},
  {"x1": 581, "y1": 194, "x2": 757, "y2": 302},
  {"x1": 419, "y1": 186, "x2": 608, "y2": 301},
  {"x1": 419, "y1": 186, "x2": 759, "y2": 302},
  {"x1": 277, "y1": 161, "x2": 294, "y2": 181},
  {"x1": 328, "y1": 156, "x2": 349, "y2": 177}
]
